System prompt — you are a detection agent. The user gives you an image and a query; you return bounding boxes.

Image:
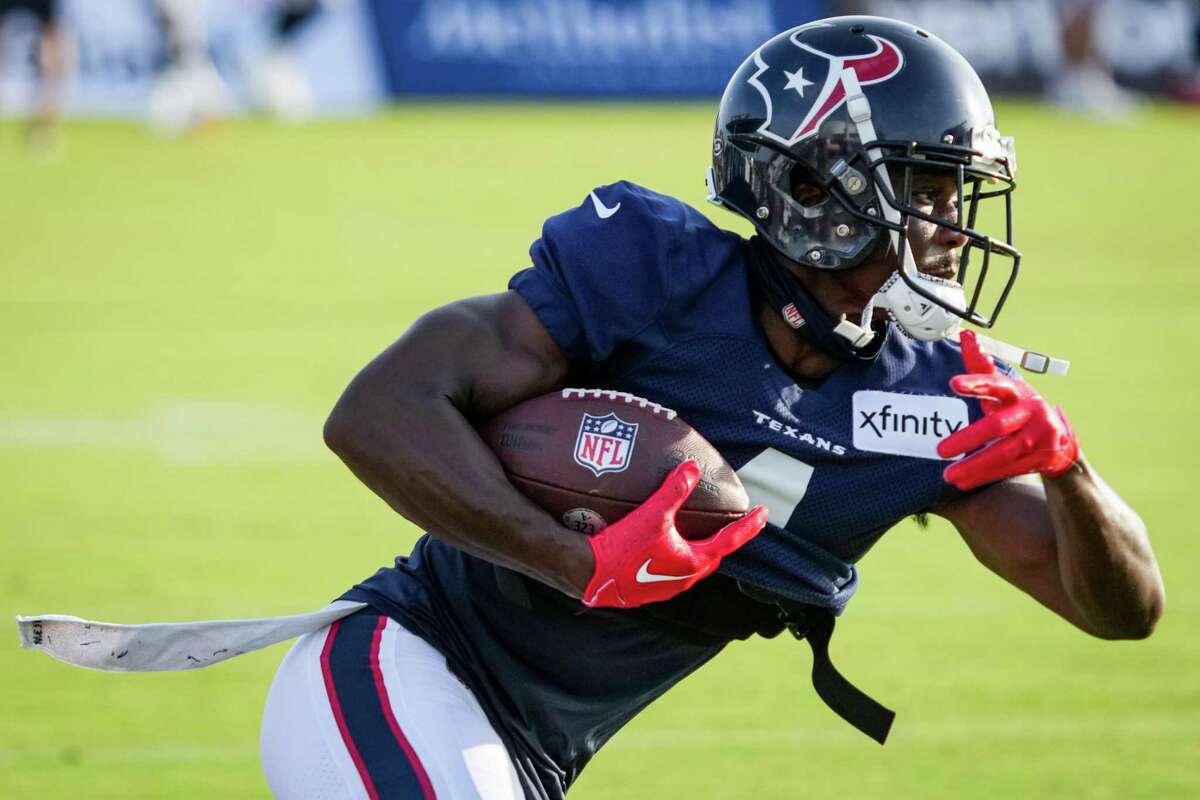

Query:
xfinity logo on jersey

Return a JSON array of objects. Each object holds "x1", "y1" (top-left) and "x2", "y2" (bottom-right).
[
  {"x1": 574, "y1": 412, "x2": 638, "y2": 477},
  {"x1": 852, "y1": 390, "x2": 969, "y2": 460}
]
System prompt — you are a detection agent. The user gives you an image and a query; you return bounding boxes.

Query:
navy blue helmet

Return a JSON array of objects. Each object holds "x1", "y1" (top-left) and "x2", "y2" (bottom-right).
[{"x1": 708, "y1": 16, "x2": 1019, "y2": 336}]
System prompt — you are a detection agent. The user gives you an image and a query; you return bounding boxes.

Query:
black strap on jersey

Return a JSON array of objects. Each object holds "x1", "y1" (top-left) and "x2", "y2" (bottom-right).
[
  {"x1": 501, "y1": 563, "x2": 894, "y2": 742},
  {"x1": 744, "y1": 236, "x2": 885, "y2": 364},
  {"x1": 740, "y1": 584, "x2": 895, "y2": 745},
  {"x1": 799, "y1": 612, "x2": 895, "y2": 745}
]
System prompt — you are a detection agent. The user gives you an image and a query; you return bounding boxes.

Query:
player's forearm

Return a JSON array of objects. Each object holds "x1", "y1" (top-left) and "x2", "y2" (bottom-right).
[
  {"x1": 1044, "y1": 456, "x2": 1164, "y2": 639},
  {"x1": 324, "y1": 384, "x2": 593, "y2": 598}
]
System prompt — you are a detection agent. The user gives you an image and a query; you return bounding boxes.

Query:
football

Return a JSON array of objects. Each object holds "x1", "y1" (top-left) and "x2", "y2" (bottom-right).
[{"x1": 479, "y1": 388, "x2": 749, "y2": 539}]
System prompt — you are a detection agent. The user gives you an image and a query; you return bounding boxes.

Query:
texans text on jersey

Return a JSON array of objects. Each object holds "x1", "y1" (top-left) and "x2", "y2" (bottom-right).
[{"x1": 751, "y1": 410, "x2": 847, "y2": 456}]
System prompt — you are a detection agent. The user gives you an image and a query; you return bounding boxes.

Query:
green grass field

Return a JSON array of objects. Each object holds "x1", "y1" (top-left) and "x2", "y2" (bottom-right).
[{"x1": 2, "y1": 102, "x2": 1198, "y2": 798}]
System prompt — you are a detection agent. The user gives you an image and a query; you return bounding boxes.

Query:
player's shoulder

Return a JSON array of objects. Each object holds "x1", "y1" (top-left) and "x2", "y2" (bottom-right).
[
  {"x1": 885, "y1": 328, "x2": 1017, "y2": 383},
  {"x1": 538, "y1": 180, "x2": 745, "y2": 292},
  {"x1": 518, "y1": 182, "x2": 753, "y2": 363},
  {"x1": 542, "y1": 180, "x2": 736, "y2": 253}
]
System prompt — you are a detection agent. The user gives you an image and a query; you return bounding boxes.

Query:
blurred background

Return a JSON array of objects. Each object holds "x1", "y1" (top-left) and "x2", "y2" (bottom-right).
[{"x1": 2, "y1": 0, "x2": 1197, "y2": 798}]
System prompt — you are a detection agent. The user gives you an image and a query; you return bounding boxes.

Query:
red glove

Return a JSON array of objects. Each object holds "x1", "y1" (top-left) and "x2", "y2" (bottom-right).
[
  {"x1": 937, "y1": 330, "x2": 1079, "y2": 491},
  {"x1": 582, "y1": 460, "x2": 767, "y2": 609}
]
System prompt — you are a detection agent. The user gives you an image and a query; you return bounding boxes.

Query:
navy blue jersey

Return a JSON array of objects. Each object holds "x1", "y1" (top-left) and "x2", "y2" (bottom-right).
[{"x1": 343, "y1": 181, "x2": 1003, "y2": 799}]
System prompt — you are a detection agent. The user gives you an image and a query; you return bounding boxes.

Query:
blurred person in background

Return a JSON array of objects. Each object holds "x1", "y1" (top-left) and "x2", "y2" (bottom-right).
[
  {"x1": 1168, "y1": 13, "x2": 1200, "y2": 103},
  {"x1": 0, "y1": 0, "x2": 72, "y2": 152},
  {"x1": 1047, "y1": 0, "x2": 1141, "y2": 117},
  {"x1": 148, "y1": 0, "x2": 324, "y2": 135},
  {"x1": 250, "y1": 0, "x2": 323, "y2": 123},
  {"x1": 830, "y1": 0, "x2": 1151, "y2": 116},
  {"x1": 148, "y1": 0, "x2": 233, "y2": 136}
]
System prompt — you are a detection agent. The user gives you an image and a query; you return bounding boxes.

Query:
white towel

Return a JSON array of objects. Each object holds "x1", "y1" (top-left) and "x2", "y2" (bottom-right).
[{"x1": 15, "y1": 601, "x2": 367, "y2": 672}]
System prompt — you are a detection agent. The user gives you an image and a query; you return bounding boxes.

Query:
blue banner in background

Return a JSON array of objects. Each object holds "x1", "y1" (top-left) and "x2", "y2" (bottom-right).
[{"x1": 368, "y1": 0, "x2": 830, "y2": 97}]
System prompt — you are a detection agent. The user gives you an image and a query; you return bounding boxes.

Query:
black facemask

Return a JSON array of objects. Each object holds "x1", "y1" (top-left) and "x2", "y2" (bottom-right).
[{"x1": 745, "y1": 236, "x2": 885, "y2": 363}]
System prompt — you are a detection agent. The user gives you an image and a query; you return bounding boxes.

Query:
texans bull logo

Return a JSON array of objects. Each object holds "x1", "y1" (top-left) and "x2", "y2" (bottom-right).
[{"x1": 749, "y1": 27, "x2": 904, "y2": 146}]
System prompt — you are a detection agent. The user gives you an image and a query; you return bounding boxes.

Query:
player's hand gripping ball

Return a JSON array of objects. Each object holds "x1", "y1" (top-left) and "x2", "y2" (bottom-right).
[
  {"x1": 480, "y1": 389, "x2": 768, "y2": 609},
  {"x1": 937, "y1": 330, "x2": 1080, "y2": 490},
  {"x1": 582, "y1": 460, "x2": 767, "y2": 609}
]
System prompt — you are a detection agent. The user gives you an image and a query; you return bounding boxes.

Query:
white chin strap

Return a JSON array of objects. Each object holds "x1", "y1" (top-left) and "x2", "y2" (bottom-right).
[
  {"x1": 955, "y1": 330, "x2": 1071, "y2": 376},
  {"x1": 829, "y1": 66, "x2": 1070, "y2": 377}
]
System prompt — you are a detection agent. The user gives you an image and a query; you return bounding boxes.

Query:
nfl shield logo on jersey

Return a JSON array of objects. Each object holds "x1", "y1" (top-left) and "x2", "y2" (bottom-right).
[{"x1": 574, "y1": 413, "x2": 638, "y2": 477}]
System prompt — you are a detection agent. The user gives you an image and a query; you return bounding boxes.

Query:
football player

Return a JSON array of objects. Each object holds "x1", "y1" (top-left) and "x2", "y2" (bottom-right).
[
  {"x1": 249, "y1": 0, "x2": 323, "y2": 122},
  {"x1": 147, "y1": 0, "x2": 324, "y2": 134},
  {"x1": 260, "y1": 16, "x2": 1164, "y2": 800},
  {"x1": 147, "y1": 0, "x2": 233, "y2": 136},
  {"x1": 0, "y1": 0, "x2": 71, "y2": 151}
]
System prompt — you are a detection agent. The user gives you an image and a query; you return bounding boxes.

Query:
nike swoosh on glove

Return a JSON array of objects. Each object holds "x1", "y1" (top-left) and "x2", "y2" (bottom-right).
[
  {"x1": 937, "y1": 330, "x2": 1080, "y2": 491},
  {"x1": 582, "y1": 460, "x2": 768, "y2": 609}
]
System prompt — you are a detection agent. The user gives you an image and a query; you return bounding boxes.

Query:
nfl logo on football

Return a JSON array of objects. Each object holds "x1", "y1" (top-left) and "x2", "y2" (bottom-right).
[{"x1": 574, "y1": 412, "x2": 638, "y2": 477}]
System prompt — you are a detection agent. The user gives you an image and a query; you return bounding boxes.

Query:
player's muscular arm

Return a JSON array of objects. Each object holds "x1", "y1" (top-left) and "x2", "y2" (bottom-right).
[
  {"x1": 322, "y1": 291, "x2": 594, "y2": 597},
  {"x1": 935, "y1": 470, "x2": 1163, "y2": 640},
  {"x1": 930, "y1": 333, "x2": 1163, "y2": 639}
]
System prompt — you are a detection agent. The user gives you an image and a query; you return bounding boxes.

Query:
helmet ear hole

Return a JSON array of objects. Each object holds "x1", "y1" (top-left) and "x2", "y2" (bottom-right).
[{"x1": 726, "y1": 118, "x2": 760, "y2": 136}]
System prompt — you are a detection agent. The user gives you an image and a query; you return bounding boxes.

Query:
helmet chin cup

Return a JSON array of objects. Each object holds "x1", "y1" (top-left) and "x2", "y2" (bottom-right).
[
  {"x1": 830, "y1": 293, "x2": 880, "y2": 348},
  {"x1": 832, "y1": 317, "x2": 877, "y2": 348},
  {"x1": 874, "y1": 270, "x2": 964, "y2": 342}
]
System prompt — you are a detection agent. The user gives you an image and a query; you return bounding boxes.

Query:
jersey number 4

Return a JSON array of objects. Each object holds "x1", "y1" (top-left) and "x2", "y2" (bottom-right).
[{"x1": 736, "y1": 448, "x2": 815, "y2": 528}]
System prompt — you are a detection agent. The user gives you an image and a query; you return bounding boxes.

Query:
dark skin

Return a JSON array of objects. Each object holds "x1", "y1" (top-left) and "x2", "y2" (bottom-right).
[
  {"x1": 325, "y1": 170, "x2": 1164, "y2": 639},
  {"x1": 323, "y1": 294, "x2": 587, "y2": 596}
]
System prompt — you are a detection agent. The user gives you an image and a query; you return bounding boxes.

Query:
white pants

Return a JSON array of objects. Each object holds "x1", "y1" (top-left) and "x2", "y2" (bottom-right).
[{"x1": 260, "y1": 611, "x2": 524, "y2": 799}]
